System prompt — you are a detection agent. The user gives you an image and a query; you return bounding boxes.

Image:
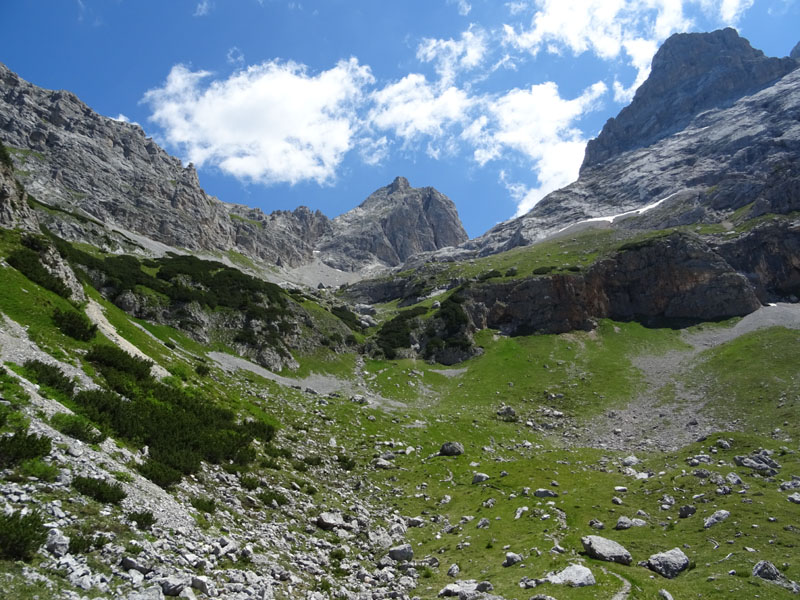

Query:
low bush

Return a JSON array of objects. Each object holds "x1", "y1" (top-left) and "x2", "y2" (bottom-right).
[
  {"x1": 190, "y1": 496, "x2": 216, "y2": 514},
  {"x1": 239, "y1": 474, "x2": 260, "y2": 491},
  {"x1": 17, "y1": 458, "x2": 59, "y2": 482},
  {"x1": 337, "y1": 455, "x2": 356, "y2": 471},
  {"x1": 376, "y1": 306, "x2": 428, "y2": 359},
  {"x1": 72, "y1": 476, "x2": 126, "y2": 504},
  {"x1": 52, "y1": 308, "x2": 97, "y2": 341},
  {"x1": 86, "y1": 345, "x2": 153, "y2": 382},
  {"x1": 22, "y1": 360, "x2": 75, "y2": 398},
  {"x1": 258, "y1": 489, "x2": 288, "y2": 507},
  {"x1": 0, "y1": 510, "x2": 47, "y2": 561},
  {"x1": 302, "y1": 455, "x2": 322, "y2": 467},
  {"x1": 50, "y1": 412, "x2": 105, "y2": 444},
  {"x1": 0, "y1": 430, "x2": 52, "y2": 467},
  {"x1": 128, "y1": 510, "x2": 155, "y2": 530},
  {"x1": 68, "y1": 532, "x2": 95, "y2": 555},
  {"x1": 331, "y1": 305, "x2": 362, "y2": 331},
  {"x1": 137, "y1": 459, "x2": 182, "y2": 489}
]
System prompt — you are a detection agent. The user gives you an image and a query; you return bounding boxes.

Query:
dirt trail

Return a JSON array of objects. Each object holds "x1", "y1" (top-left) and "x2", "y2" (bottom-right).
[{"x1": 576, "y1": 303, "x2": 800, "y2": 452}]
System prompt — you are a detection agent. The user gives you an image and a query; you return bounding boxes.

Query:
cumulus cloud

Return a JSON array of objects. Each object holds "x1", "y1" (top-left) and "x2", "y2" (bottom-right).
[
  {"x1": 142, "y1": 58, "x2": 373, "y2": 185},
  {"x1": 465, "y1": 80, "x2": 607, "y2": 215},
  {"x1": 417, "y1": 26, "x2": 488, "y2": 86},
  {"x1": 368, "y1": 74, "x2": 474, "y2": 145}
]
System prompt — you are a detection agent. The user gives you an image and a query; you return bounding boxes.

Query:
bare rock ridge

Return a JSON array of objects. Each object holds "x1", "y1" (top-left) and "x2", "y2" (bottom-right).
[
  {"x1": 434, "y1": 29, "x2": 800, "y2": 261},
  {"x1": 0, "y1": 62, "x2": 466, "y2": 274},
  {"x1": 316, "y1": 176, "x2": 468, "y2": 272},
  {"x1": 582, "y1": 28, "x2": 799, "y2": 170}
]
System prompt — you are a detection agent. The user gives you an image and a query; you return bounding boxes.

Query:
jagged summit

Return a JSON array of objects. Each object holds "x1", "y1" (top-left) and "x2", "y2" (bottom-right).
[
  {"x1": 791, "y1": 40, "x2": 800, "y2": 59},
  {"x1": 315, "y1": 176, "x2": 468, "y2": 272},
  {"x1": 582, "y1": 28, "x2": 799, "y2": 170}
]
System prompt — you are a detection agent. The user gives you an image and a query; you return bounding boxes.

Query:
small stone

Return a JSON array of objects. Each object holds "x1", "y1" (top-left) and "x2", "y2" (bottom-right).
[
  {"x1": 439, "y1": 442, "x2": 464, "y2": 456},
  {"x1": 502, "y1": 552, "x2": 523, "y2": 567},
  {"x1": 704, "y1": 510, "x2": 730, "y2": 529},
  {"x1": 472, "y1": 473, "x2": 490, "y2": 484}
]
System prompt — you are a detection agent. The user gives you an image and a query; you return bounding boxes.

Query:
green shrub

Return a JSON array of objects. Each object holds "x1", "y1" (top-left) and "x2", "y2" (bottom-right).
[
  {"x1": 0, "y1": 142, "x2": 13, "y2": 169},
  {"x1": 137, "y1": 459, "x2": 182, "y2": 489},
  {"x1": 331, "y1": 305, "x2": 362, "y2": 331},
  {"x1": 258, "y1": 489, "x2": 288, "y2": 507},
  {"x1": 195, "y1": 363, "x2": 210, "y2": 377},
  {"x1": 86, "y1": 345, "x2": 153, "y2": 381},
  {"x1": 240, "y1": 474, "x2": 260, "y2": 491},
  {"x1": 337, "y1": 455, "x2": 356, "y2": 471},
  {"x1": 190, "y1": 496, "x2": 216, "y2": 514},
  {"x1": 302, "y1": 455, "x2": 322, "y2": 467},
  {"x1": 533, "y1": 265, "x2": 556, "y2": 275},
  {"x1": 17, "y1": 458, "x2": 59, "y2": 482},
  {"x1": 52, "y1": 308, "x2": 97, "y2": 341},
  {"x1": 72, "y1": 476, "x2": 126, "y2": 504},
  {"x1": 0, "y1": 430, "x2": 52, "y2": 467},
  {"x1": 50, "y1": 412, "x2": 105, "y2": 444},
  {"x1": 330, "y1": 548, "x2": 346, "y2": 560},
  {"x1": 6, "y1": 247, "x2": 71, "y2": 298},
  {"x1": 478, "y1": 269, "x2": 502, "y2": 281},
  {"x1": 22, "y1": 359, "x2": 75, "y2": 397},
  {"x1": 128, "y1": 510, "x2": 155, "y2": 530},
  {"x1": 0, "y1": 511, "x2": 47, "y2": 561},
  {"x1": 68, "y1": 532, "x2": 95, "y2": 555},
  {"x1": 505, "y1": 266, "x2": 518, "y2": 277},
  {"x1": 291, "y1": 459, "x2": 309, "y2": 472},
  {"x1": 376, "y1": 306, "x2": 428, "y2": 359}
]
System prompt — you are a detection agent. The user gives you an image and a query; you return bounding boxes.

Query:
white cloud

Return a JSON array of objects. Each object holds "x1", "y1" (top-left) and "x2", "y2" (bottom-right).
[
  {"x1": 143, "y1": 58, "x2": 373, "y2": 186},
  {"x1": 416, "y1": 26, "x2": 488, "y2": 85},
  {"x1": 226, "y1": 46, "x2": 244, "y2": 66},
  {"x1": 447, "y1": 0, "x2": 472, "y2": 16},
  {"x1": 465, "y1": 80, "x2": 607, "y2": 215},
  {"x1": 193, "y1": 1, "x2": 212, "y2": 17},
  {"x1": 505, "y1": 1, "x2": 531, "y2": 15},
  {"x1": 718, "y1": 0, "x2": 754, "y2": 22},
  {"x1": 358, "y1": 136, "x2": 390, "y2": 166},
  {"x1": 368, "y1": 74, "x2": 474, "y2": 144}
]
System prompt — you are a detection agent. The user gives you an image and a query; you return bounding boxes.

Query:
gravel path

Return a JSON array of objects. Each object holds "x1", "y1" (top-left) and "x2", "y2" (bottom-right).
[
  {"x1": 576, "y1": 303, "x2": 800, "y2": 452},
  {"x1": 208, "y1": 351, "x2": 407, "y2": 411}
]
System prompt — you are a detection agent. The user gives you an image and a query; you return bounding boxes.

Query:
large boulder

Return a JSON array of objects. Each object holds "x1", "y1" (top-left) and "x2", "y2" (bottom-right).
[
  {"x1": 581, "y1": 535, "x2": 632, "y2": 565},
  {"x1": 439, "y1": 441, "x2": 465, "y2": 456},
  {"x1": 388, "y1": 544, "x2": 414, "y2": 562},
  {"x1": 647, "y1": 548, "x2": 690, "y2": 578},
  {"x1": 546, "y1": 564, "x2": 596, "y2": 587}
]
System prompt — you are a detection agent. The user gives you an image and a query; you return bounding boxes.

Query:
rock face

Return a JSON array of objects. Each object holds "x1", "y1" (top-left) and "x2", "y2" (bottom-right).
[
  {"x1": 0, "y1": 63, "x2": 466, "y2": 275},
  {"x1": 583, "y1": 28, "x2": 799, "y2": 169},
  {"x1": 316, "y1": 176, "x2": 467, "y2": 272},
  {"x1": 463, "y1": 232, "x2": 761, "y2": 337},
  {"x1": 0, "y1": 153, "x2": 37, "y2": 232}
]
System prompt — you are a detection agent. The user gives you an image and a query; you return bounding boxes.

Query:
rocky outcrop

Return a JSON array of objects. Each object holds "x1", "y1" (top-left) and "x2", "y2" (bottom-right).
[
  {"x1": 0, "y1": 152, "x2": 36, "y2": 232},
  {"x1": 462, "y1": 232, "x2": 761, "y2": 337},
  {"x1": 316, "y1": 177, "x2": 468, "y2": 272},
  {"x1": 582, "y1": 29, "x2": 799, "y2": 169},
  {"x1": 715, "y1": 220, "x2": 800, "y2": 302}
]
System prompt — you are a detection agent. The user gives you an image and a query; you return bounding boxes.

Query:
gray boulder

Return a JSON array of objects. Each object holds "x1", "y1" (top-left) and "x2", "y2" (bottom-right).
[
  {"x1": 581, "y1": 535, "x2": 632, "y2": 565},
  {"x1": 647, "y1": 548, "x2": 690, "y2": 578},
  {"x1": 546, "y1": 564, "x2": 596, "y2": 587},
  {"x1": 316, "y1": 511, "x2": 346, "y2": 530},
  {"x1": 388, "y1": 543, "x2": 414, "y2": 562},
  {"x1": 472, "y1": 473, "x2": 490, "y2": 484},
  {"x1": 788, "y1": 492, "x2": 800, "y2": 504},
  {"x1": 704, "y1": 509, "x2": 730, "y2": 529},
  {"x1": 45, "y1": 528, "x2": 70, "y2": 558},
  {"x1": 502, "y1": 552, "x2": 523, "y2": 567},
  {"x1": 440, "y1": 442, "x2": 465, "y2": 456}
]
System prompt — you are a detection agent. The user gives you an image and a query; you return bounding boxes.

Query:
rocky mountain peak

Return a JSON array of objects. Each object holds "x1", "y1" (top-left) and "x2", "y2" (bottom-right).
[
  {"x1": 582, "y1": 28, "x2": 799, "y2": 170},
  {"x1": 791, "y1": 40, "x2": 800, "y2": 60},
  {"x1": 389, "y1": 175, "x2": 410, "y2": 193},
  {"x1": 315, "y1": 177, "x2": 468, "y2": 272}
]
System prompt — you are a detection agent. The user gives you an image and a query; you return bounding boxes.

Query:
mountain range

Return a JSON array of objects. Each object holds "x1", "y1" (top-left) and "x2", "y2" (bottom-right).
[{"x1": 1, "y1": 27, "x2": 800, "y2": 600}]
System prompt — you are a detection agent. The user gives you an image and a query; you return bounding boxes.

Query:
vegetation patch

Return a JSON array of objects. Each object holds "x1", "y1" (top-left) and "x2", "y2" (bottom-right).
[
  {"x1": 0, "y1": 429, "x2": 52, "y2": 468},
  {"x1": 0, "y1": 511, "x2": 46, "y2": 561},
  {"x1": 72, "y1": 475, "x2": 127, "y2": 504},
  {"x1": 52, "y1": 307, "x2": 97, "y2": 341}
]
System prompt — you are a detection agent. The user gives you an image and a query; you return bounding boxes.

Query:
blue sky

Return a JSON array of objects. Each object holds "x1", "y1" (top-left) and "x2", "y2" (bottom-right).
[{"x1": 2, "y1": 1, "x2": 798, "y2": 237}]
